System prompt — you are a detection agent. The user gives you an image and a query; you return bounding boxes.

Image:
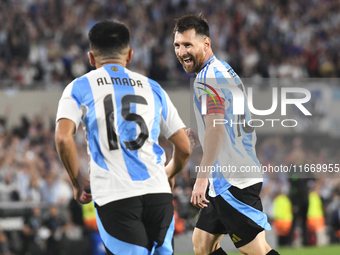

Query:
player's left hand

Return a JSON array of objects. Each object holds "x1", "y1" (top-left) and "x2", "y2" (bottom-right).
[
  {"x1": 185, "y1": 128, "x2": 200, "y2": 150},
  {"x1": 191, "y1": 178, "x2": 209, "y2": 209},
  {"x1": 168, "y1": 176, "x2": 175, "y2": 191}
]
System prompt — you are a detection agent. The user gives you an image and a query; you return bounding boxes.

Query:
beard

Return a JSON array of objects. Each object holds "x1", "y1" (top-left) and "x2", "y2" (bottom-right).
[{"x1": 178, "y1": 52, "x2": 205, "y2": 74}]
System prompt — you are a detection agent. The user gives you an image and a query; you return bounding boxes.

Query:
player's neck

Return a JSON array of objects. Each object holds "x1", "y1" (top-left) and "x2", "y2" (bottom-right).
[
  {"x1": 196, "y1": 51, "x2": 214, "y2": 75},
  {"x1": 95, "y1": 59, "x2": 127, "y2": 69}
]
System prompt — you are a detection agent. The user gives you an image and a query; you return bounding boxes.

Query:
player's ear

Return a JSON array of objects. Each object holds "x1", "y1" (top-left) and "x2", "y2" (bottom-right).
[
  {"x1": 126, "y1": 49, "x2": 134, "y2": 63},
  {"x1": 88, "y1": 52, "x2": 96, "y2": 66},
  {"x1": 204, "y1": 37, "x2": 211, "y2": 52}
]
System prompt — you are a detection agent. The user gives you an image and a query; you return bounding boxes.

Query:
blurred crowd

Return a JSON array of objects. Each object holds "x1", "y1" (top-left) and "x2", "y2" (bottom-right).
[
  {"x1": 1, "y1": 0, "x2": 340, "y2": 90},
  {"x1": 0, "y1": 115, "x2": 340, "y2": 253}
]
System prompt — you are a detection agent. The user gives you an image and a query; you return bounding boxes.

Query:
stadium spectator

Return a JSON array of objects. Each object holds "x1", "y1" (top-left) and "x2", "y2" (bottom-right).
[
  {"x1": 42, "y1": 205, "x2": 66, "y2": 255},
  {"x1": 0, "y1": 172, "x2": 19, "y2": 202},
  {"x1": 286, "y1": 137, "x2": 315, "y2": 246},
  {"x1": 0, "y1": 226, "x2": 12, "y2": 255},
  {"x1": 21, "y1": 206, "x2": 43, "y2": 255},
  {"x1": 40, "y1": 171, "x2": 73, "y2": 205},
  {"x1": 1, "y1": 0, "x2": 340, "y2": 90}
]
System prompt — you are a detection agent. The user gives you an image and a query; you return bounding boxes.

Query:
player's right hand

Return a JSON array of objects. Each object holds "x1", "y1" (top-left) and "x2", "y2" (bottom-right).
[
  {"x1": 191, "y1": 178, "x2": 209, "y2": 209},
  {"x1": 74, "y1": 175, "x2": 92, "y2": 204},
  {"x1": 75, "y1": 189, "x2": 92, "y2": 204}
]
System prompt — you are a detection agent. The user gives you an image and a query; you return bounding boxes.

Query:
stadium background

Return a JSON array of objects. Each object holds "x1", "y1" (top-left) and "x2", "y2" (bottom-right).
[{"x1": 1, "y1": 0, "x2": 340, "y2": 254}]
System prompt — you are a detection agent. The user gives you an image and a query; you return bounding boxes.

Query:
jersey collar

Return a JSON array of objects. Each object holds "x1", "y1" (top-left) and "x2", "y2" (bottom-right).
[{"x1": 201, "y1": 55, "x2": 215, "y2": 70}]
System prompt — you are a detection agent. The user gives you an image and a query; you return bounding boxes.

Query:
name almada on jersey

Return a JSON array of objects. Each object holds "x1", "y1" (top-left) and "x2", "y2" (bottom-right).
[{"x1": 97, "y1": 77, "x2": 143, "y2": 88}]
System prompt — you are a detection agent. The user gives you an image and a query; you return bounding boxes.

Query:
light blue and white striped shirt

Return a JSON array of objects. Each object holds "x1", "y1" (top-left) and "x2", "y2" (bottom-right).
[
  {"x1": 193, "y1": 55, "x2": 262, "y2": 197},
  {"x1": 56, "y1": 64, "x2": 185, "y2": 206}
]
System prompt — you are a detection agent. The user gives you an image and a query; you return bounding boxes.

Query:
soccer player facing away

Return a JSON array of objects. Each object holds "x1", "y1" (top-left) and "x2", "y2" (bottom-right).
[
  {"x1": 55, "y1": 20, "x2": 191, "y2": 255},
  {"x1": 173, "y1": 15, "x2": 279, "y2": 255}
]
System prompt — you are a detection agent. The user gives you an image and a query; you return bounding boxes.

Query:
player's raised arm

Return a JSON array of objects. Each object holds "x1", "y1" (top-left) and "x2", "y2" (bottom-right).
[{"x1": 55, "y1": 118, "x2": 92, "y2": 204}]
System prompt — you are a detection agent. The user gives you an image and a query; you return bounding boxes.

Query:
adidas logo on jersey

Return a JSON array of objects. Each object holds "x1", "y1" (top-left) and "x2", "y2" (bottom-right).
[{"x1": 231, "y1": 234, "x2": 242, "y2": 243}]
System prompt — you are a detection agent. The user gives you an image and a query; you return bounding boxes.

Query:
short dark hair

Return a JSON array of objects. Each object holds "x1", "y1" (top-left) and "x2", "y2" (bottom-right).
[
  {"x1": 173, "y1": 14, "x2": 209, "y2": 37},
  {"x1": 89, "y1": 20, "x2": 130, "y2": 57}
]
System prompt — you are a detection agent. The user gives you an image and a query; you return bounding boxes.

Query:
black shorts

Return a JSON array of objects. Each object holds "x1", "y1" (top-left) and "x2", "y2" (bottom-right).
[
  {"x1": 196, "y1": 183, "x2": 271, "y2": 248},
  {"x1": 95, "y1": 193, "x2": 174, "y2": 255}
]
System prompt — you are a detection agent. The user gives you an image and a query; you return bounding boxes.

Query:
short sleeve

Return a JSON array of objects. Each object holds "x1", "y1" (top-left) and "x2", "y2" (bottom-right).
[
  {"x1": 56, "y1": 81, "x2": 83, "y2": 132},
  {"x1": 159, "y1": 90, "x2": 186, "y2": 139}
]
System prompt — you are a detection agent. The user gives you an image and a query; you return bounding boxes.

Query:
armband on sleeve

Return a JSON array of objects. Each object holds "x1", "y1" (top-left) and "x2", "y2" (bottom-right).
[{"x1": 203, "y1": 96, "x2": 225, "y2": 116}]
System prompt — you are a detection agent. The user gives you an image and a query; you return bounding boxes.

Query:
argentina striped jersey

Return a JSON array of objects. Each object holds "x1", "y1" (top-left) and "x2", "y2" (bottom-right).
[
  {"x1": 56, "y1": 64, "x2": 185, "y2": 206},
  {"x1": 193, "y1": 55, "x2": 263, "y2": 197}
]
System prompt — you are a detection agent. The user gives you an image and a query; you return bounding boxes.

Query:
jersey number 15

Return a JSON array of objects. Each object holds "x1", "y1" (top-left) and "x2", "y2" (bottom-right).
[{"x1": 103, "y1": 94, "x2": 149, "y2": 151}]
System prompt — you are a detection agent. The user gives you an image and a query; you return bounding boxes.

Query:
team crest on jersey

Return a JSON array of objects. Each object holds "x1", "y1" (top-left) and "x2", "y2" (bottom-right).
[{"x1": 111, "y1": 67, "x2": 118, "y2": 71}]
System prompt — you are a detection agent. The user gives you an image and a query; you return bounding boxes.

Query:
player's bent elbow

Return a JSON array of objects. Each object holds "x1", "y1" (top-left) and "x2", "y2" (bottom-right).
[
  {"x1": 180, "y1": 144, "x2": 191, "y2": 163},
  {"x1": 174, "y1": 145, "x2": 191, "y2": 164},
  {"x1": 183, "y1": 132, "x2": 192, "y2": 156},
  {"x1": 182, "y1": 143, "x2": 191, "y2": 158},
  {"x1": 55, "y1": 133, "x2": 72, "y2": 149},
  {"x1": 173, "y1": 134, "x2": 191, "y2": 159}
]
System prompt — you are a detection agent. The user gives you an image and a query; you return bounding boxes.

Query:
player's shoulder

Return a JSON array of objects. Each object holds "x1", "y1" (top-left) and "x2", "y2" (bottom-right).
[
  {"x1": 197, "y1": 56, "x2": 225, "y2": 77},
  {"x1": 203, "y1": 56, "x2": 239, "y2": 82},
  {"x1": 209, "y1": 57, "x2": 232, "y2": 73},
  {"x1": 125, "y1": 68, "x2": 165, "y2": 94}
]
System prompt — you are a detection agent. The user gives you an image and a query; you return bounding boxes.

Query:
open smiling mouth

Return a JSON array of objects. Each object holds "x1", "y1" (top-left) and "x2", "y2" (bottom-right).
[{"x1": 183, "y1": 57, "x2": 193, "y2": 65}]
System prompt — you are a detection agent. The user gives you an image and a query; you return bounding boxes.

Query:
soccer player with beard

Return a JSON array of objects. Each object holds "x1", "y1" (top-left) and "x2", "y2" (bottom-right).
[{"x1": 173, "y1": 14, "x2": 280, "y2": 255}]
